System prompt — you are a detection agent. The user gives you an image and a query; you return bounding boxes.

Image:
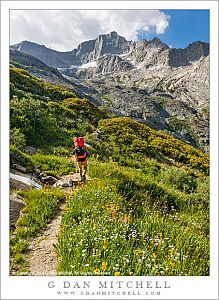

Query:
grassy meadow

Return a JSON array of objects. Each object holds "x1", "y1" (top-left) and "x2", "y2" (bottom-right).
[{"x1": 54, "y1": 159, "x2": 209, "y2": 276}]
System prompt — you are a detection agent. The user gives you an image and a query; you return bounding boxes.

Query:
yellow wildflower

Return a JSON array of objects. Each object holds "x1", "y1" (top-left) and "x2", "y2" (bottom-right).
[
  {"x1": 102, "y1": 262, "x2": 107, "y2": 271},
  {"x1": 120, "y1": 214, "x2": 130, "y2": 223},
  {"x1": 57, "y1": 257, "x2": 62, "y2": 263},
  {"x1": 94, "y1": 268, "x2": 101, "y2": 273},
  {"x1": 103, "y1": 245, "x2": 107, "y2": 251},
  {"x1": 114, "y1": 271, "x2": 120, "y2": 276}
]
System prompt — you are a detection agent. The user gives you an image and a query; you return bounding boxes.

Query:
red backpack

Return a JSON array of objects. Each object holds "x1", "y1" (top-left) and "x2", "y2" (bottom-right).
[
  {"x1": 73, "y1": 137, "x2": 86, "y2": 159},
  {"x1": 73, "y1": 137, "x2": 84, "y2": 147},
  {"x1": 73, "y1": 137, "x2": 80, "y2": 147},
  {"x1": 78, "y1": 137, "x2": 84, "y2": 147}
]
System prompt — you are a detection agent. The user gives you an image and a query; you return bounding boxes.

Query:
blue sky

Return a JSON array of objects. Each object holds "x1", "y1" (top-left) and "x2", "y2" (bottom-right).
[{"x1": 138, "y1": 10, "x2": 210, "y2": 49}]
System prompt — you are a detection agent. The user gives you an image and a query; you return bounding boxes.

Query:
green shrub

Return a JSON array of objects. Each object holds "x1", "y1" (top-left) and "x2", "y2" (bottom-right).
[
  {"x1": 10, "y1": 145, "x2": 34, "y2": 172},
  {"x1": 10, "y1": 128, "x2": 26, "y2": 149},
  {"x1": 31, "y1": 153, "x2": 76, "y2": 176},
  {"x1": 163, "y1": 168, "x2": 198, "y2": 193},
  {"x1": 51, "y1": 147, "x2": 70, "y2": 156},
  {"x1": 63, "y1": 98, "x2": 107, "y2": 123}
]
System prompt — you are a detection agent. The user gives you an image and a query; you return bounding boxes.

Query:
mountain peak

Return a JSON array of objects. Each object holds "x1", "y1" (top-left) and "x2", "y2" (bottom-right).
[
  {"x1": 109, "y1": 31, "x2": 118, "y2": 37},
  {"x1": 11, "y1": 40, "x2": 50, "y2": 52},
  {"x1": 98, "y1": 31, "x2": 126, "y2": 41},
  {"x1": 150, "y1": 37, "x2": 168, "y2": 48},
  {"x1": 151, "y1": 37, "x2": 161, "y2": 42}
]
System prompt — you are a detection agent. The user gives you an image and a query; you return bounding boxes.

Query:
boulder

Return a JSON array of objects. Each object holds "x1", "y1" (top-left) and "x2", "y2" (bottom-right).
[
  {"x1": 10, "y1": 178, "x2": 31, "y2": 191},
  {"x1": 13, "y1": 164, "x2": 27, "y2": 173},
  {"x1": 53, "y1": 181, "x2": 70, "y2": 188},
  {"x1": 26, "y1": 146, "x2": 38, "y2": 154},
  {"x1": 10, "y1": 194, "x2": 25, "y2": 231},
  {"x1": 40, "y1": 176, "x2": 58, "y2": 185}
]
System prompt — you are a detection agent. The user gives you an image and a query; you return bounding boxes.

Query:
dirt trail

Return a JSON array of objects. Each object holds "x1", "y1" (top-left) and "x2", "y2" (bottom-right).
[
  {"x1": 25, "y1": 173, "x2": 91, "y2": 276},
  {"x1": 26, "y1": 202, "x2": 65, "y2": 276}
]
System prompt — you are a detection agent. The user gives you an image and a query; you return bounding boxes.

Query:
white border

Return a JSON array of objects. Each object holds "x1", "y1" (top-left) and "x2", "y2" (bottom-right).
[{"x1": 1, "y1": 1, "x2": 218, "y2": 300}]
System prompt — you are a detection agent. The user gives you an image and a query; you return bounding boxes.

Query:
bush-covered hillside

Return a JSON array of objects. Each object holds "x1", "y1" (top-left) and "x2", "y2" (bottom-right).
[
  {"x1": 10, "y1": 67, "x2": 107, "y2": 150},
  {"x1": 10, "y1": 66, "x2": 209, "y2": 276},
  {"x1": 10, "y1": 49, "x2": 65, "y2": 82},
  {"x1": 10, "y1": 66, "x2": 76, "y2": 101},
  {"x1": 94, "y1": 117, "x2": 209, "y2": 174}
]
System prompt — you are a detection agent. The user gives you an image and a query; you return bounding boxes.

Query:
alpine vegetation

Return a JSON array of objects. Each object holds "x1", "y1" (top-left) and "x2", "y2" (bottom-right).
[{"x1": 9, "y1": 33, "x2": 209, "y2": 276}]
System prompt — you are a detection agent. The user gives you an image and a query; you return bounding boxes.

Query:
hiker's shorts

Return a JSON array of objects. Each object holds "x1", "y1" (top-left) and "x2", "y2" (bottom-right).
[
  {"x1": 77, "y1": 160, "x2": 88, "y2": 172},
  {"x1": 77, "y1": 157, "x2": 87, "y2": 163}
]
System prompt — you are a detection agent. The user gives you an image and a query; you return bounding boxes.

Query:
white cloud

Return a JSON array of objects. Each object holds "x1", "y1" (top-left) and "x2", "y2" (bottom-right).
[{"x1": 10, "y1": 10, "x2": 170, "y2": 51}]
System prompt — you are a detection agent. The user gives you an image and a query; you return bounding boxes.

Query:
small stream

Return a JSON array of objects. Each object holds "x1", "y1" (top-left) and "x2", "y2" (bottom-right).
[{"x1": 10, "y1": 173, "x2": 42, "y2": 189}]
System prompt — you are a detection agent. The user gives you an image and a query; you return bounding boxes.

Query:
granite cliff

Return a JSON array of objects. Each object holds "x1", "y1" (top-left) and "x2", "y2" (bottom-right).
[{"x1": 10, "y1": 31, "x2": 209, "y2": 151}]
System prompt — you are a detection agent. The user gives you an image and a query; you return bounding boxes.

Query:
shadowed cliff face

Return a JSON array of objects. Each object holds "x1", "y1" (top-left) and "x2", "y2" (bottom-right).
[
  {"x1": 10, "y1": 32, "x2": 209, "y2": 70},
  {"x1": 11, "y1": 31, "x2": 129, "y2": 68}
]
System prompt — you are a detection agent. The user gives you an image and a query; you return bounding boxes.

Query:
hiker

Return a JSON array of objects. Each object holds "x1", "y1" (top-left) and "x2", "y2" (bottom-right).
[{"x1": 73, "y1": 137, "x2": 89, "y2": 181}]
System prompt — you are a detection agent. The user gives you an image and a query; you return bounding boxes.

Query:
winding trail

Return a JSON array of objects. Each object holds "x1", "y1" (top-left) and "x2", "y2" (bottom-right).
[
  {"x1": 25, "y1": 173, "x2": 91, "y2": 276},
  {"x1": 26, "y1": 206, "x2": 63, "y2": 276}
]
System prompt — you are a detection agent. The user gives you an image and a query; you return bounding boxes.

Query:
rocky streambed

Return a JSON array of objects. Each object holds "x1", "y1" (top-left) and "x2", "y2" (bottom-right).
[{"x1": 9, "y1": 167, "x2": 90, "y2": 232}]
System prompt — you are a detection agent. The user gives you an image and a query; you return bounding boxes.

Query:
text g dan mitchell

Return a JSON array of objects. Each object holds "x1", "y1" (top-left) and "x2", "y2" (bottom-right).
[{"x1": 48, "y1": 280, "x2": 170, "y2": 289}]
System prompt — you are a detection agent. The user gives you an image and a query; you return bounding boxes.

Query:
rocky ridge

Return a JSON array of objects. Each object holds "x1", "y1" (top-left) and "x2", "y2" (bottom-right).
[
  {"x1": 10, "y1": 31, "x2": 209, "y2": 151},
  {"x1": 11, "y1": 31, "x2": 209, "y2": 75}
]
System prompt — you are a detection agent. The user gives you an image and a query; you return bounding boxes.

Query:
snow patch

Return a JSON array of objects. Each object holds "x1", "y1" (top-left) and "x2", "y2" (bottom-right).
[
  {"x1": 18, "y1": 44, "x2": 23, "y2": 51},
  {"x1": 79, "y1": 61, "x2": 97, "y2": 69},
  {"x1": 57, "y1": 65, "x2": 79, "y2": 71},
  {"x1": 118, "y1": 51, "x2": 132, "y2": 58},
  {"x1": 135, "y1": 62, "x2": 145, "y2": 69},
  {"x1": 70, "y1": 65, "x2": 80, "y2": 68}
]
